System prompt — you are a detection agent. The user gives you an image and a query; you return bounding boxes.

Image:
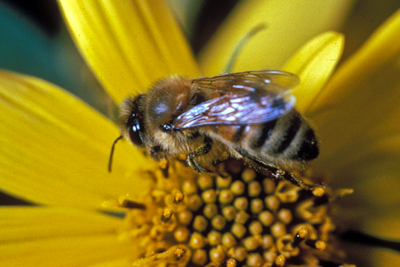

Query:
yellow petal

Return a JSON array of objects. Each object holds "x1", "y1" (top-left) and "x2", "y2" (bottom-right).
[
  {"x1": 339, "y1": 0, "x2": 400, "y2": 62},
  {"x1": 310, "y1": 9, "x2": 400, "y2": 171},
  {"x1": 1, "y1": 235, "x2": 131, "y2": 267},
  {"x1": 306, "y1": 11, "x2": 400, "y2": 264},
  {"x1": 58, "y1": 0, "x2": 199, "y2": 103},
  {"x1": 0, "y1": 70, "x2": 154, "y2": 209},
  {"x1": 338, "y1": 203, "x2": 400, "y2": 265},
  {"x1": 283, "y1": 32, "x2": 344, "y2": 115},
  {"x1": 367, "y1": 213, "x2": 400, "y2": 265},
  {"x1": 87, "y1": 259, "x2": 132, "y2": 267},
  {"x1": 0, "y1": 206, "x2": 135, "y2": 267},
  {"x1": 0, "y1": 206, "x2": 121, "y2": 242},
  {"x1": 199, "y1": 0, "x2": 354, "y2": 76},
  {"x1": 309, "y1": 8, "x2": 400, "y2": 114},
  {"x1": 371, "y1": 250, "x2": 400, "y2": 267}
]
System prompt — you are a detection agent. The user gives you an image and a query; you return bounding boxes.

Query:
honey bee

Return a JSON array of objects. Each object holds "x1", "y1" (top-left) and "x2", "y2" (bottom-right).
[{"x1": 113, "y1": 70, "x2": 320, "y2": 190}]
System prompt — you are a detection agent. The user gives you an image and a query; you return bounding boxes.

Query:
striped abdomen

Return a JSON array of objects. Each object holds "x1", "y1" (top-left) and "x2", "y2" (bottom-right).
[{"x1": 204, "y1": 109, "x2": 319, "y2": 170}]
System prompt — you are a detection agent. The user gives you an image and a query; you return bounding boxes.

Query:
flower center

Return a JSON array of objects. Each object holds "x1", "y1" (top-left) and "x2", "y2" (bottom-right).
[{"x1": 122, "y1": 159, "x2": 352, "y2": 267}]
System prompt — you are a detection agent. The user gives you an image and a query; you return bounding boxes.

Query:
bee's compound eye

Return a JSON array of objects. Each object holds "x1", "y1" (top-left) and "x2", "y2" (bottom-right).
[{"x1": 127, "y1": 113, "x2": 144, "y2": 147}]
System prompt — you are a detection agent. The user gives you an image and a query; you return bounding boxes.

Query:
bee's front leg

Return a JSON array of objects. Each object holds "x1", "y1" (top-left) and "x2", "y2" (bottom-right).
[
  {"x1": 187, "y1": 136, "x2": 213, "y2": 173},
  {"x1": 148, "y1": 145, "x2": 171, "y2": 178},
  {"x1": 149, "y1": 145, "x2": 169, "y2": 160}
]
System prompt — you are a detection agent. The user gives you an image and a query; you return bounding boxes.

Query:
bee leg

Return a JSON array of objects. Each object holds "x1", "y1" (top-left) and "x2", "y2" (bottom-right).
[
  {"x1": 269, "y1": 168, "x2": 310, "y2": 189},
  {"x1": 187, "y1": 136, "x2": 213, "y2": 173},
  {"x1": 268, "y1": 166, "x2": 325, "y2": 196},
  {"x1": 239, "y1": 151, "x2": 325, "y2": 195},
  {"x1": 149, "y1": 145, "x2": 171, "y2": 178},
  {"x1": 158, "y1": 159, "x2": 170, "y2": 178},
  {"x1": 211, "y1": 161, "x2": 230, "y2": 178}
]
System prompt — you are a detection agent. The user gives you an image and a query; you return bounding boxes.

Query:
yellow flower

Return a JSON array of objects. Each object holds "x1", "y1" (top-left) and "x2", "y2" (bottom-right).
[{"x1": 1, "y1": 0, "x2": 400, "y2": 266}]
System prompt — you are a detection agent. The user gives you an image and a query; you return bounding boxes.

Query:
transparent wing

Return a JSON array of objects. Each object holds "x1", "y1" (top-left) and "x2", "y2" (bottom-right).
[
  {"x1": 192, "y1": 70, "x2": 300, "y2": 94},
  {"x1": 173, "y1": 70, "x2": 298, "y2": 129}
]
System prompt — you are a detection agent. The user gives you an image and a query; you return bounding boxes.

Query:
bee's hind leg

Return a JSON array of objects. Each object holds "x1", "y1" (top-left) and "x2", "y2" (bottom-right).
[
  {"x1": 267, "y1": 165, "x2": 325, "y2": 196},
  {"x1": 238, "y1": 151, "x2": 325, "y2": 196}
]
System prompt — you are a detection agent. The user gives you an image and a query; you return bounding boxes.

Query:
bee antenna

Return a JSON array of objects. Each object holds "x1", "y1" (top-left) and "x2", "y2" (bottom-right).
[
  {"x1": 108, "y1": 135, "x2": 123, "y2": 173},
  {"x1": 223, "y1": 23, "x2": 267, "y2": 73}
]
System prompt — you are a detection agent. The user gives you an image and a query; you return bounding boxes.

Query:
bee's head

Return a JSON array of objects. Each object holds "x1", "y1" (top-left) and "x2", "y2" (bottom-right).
[
  {"x1": 118, "y1": 95, "x2": 146, "y2": 147},
  {"x1": 109, "y1": 95, "x2": 146, "y2": 172}
]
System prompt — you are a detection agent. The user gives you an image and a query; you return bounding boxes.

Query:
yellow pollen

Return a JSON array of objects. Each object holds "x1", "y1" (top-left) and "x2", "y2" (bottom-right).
[
  {"x1": 204, "y1": 203, "x2": 218, "y2": 218},
  {"x1": 190, "y1": 232, "x2": 206, "y2": 249},
  {"x1": 222, "y1": 206, "x2": 236, "y2": 221},
  {"x1": 242, "y1": 168, "x2": 256, "y2": 182},
  {"x1": 198, "y1": 175, "x2": 214, "y2": 190},
  {"x1": 234, "y1": 197, "x2": 248, "y2": 210},
  {"x1": 132, "y1": 246, "x2": 187, "y2": 266},
  {"x1": 174, "y1": 248, "x2": 185, "y2": 260},
  {"x1": 216, "y1": 175, "x2": 232, "y2": 188},
  {"x1": 271, "y1": 222, "x2": 286, "y2": 238},
  {"x1": 186, "y1": 194, "x2": 203, "y2": 210},
  {"x1": 261, "y1": 235, "x2": 274, "y2": 249},
  {"x1": 231, "y1": 180, "x2": 245, "y2": 195},
  {"x1": 312, "y1": 185, "x2": 325, "y2": 197},
  {"x1": 208, "y1": 230, "x2": 222, "y2": 246},
  {"x1": 258, "y1": 210, "x2": 274, "y2": 226},
  {"x1": 177, "y1": 210, "x2": 192, "y2": 225},
  {"x1": 182, "y1": 179, "x2": 197, "y2": 195},
  {"x1": 202, "y1": 189, "x2": 217, "y2": 203},
  {"x1": 192, "y1": 249, "x2": 207, "y2": 265},
  {"x1": 298, "y1": 227, "x2": 309, "y2": 238},
  {"x1": 232, "y1": 223, "x2": 246, "y2": 239},
  {"x1": 247, "y1": 253, "x2": 263, "y2": 266},
  {"x1": 315, "y1": 240, "x2": 327, "y2": 250},
  {"x1": 275, "y1": 254, "x2": 286, "y2": 266},
  {"x1": 263, "y1": 178, "x2": 275, "y2": 194},
  {"x1": 250, "y1": 198, "x2": 263, "y2": 214},
  {"x1": 219, "y1": 189, "x2": 234, "y2": 204},
  {"x1": 248, "y1": 181, "x2": 262, "y2": 197},
  {"x1": 174, "y1": 191, "x2": 184, "y2": 203},
  {"x1": 222, "y1": 232, "x2": 236, "y2": 248},
  {"x1": 249, "y1": 221, "x2": 263, "y2": 235},
  {"x1": 161, "y1": 207, "x2": 173, "y2": 222},
  {"x1": 232, "y1": 247, "x2": 247, "y2": 262},
  {"x1": 211, "y1": 214, "x2": 226, "y2": 230},
  {"x1": 125, "y1": 160, "x2": 353, "y2": 266},
  {"x1": 235, "y1": 210, "x2": 249, "y2": 224},
  {"x1": 277, "y1": 208, "x2": 293, "y2": 224},
  {"x1": 209, "y1": 245, "x2": 226, "y2": 263},
  {"x1": 174, "y1": 226, "x2": 189, "y2": 243},
  {"x1": 243, "y1": 236, "x2": 260, "y2": 251},
  {"x1": 263, "y1": 251, "x2": 277, "y2": 264},
  {"x1": 159, "y1": 158, "x2": 169, "y2": 169},
  {"x1": 193, "y1": 215, "x2": 208, "y2": 232},
  {"x1": 226, "y1": 258, "x2": 237, "y2": 267},
  {"x1": 265, "y1": 195, "x2": 280, "y2": 211}
]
